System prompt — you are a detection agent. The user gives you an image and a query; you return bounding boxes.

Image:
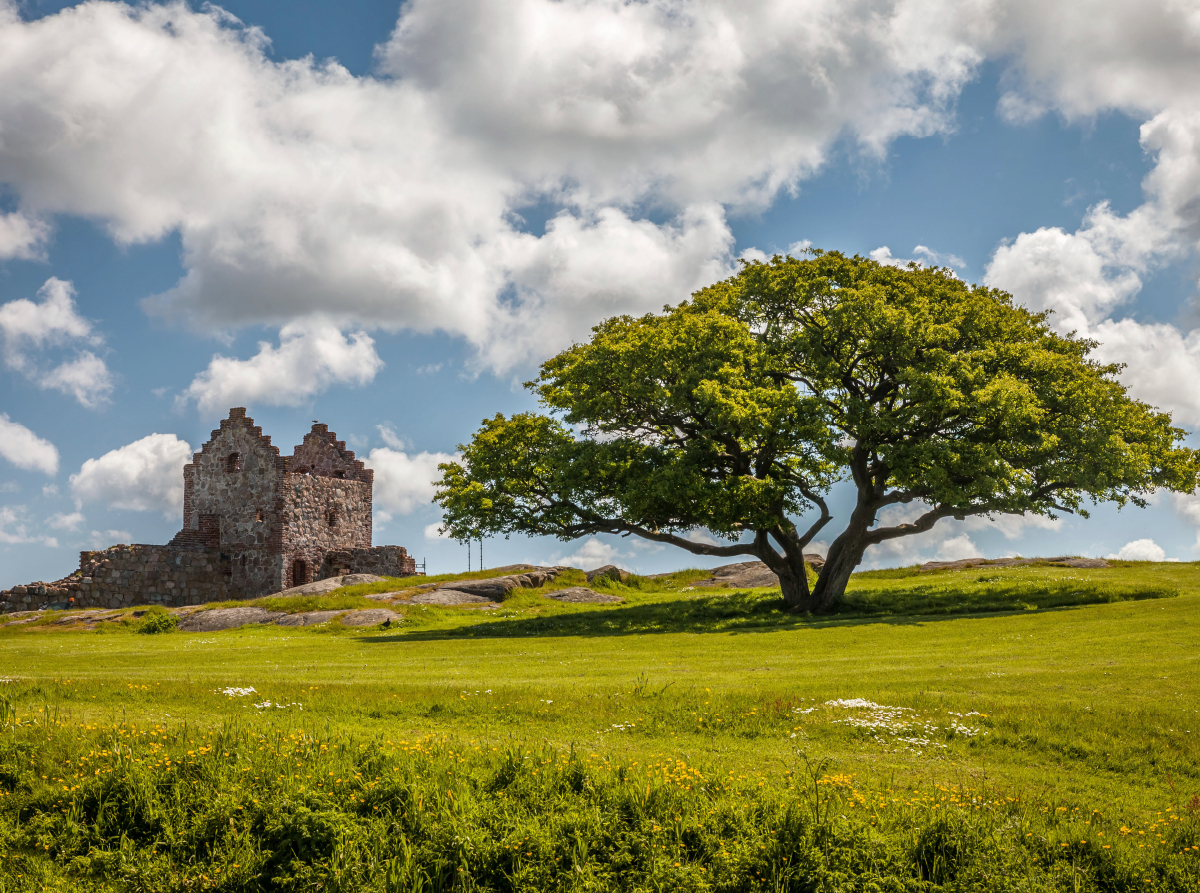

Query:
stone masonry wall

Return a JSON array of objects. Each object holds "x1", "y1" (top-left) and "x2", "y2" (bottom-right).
[
  {"x1": 320, "y1": 546, "x2": 417, "y2": 579},
  {"x1": 0, "y1": 408, "x2": 419, "y2": 613},
  {"x1": 173, "y1": 408, "x2": 288, "y2": 594},
  {"x1": 0, "y1": 545, "x2": 237, "y2": 613},
  {"x1": 282, "y1": 475, "x2": 371, "y2": 587}
]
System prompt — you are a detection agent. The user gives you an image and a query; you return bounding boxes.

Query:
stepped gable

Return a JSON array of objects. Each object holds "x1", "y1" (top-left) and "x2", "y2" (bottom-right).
[
  {"x1": 289, "y1": 422, "x2": 372, "y2": 482},
  {"x1": 1, "y1": 407, "x2": 417, "y2": 613},
  {"x1": 189, "y1": 407, "x2": 288, "y2": 475}
]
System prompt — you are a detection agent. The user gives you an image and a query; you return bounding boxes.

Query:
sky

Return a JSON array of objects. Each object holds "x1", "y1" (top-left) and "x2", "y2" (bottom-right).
[{"x1": 3, "y1": 0, "x2": 1200, "y2": 588}]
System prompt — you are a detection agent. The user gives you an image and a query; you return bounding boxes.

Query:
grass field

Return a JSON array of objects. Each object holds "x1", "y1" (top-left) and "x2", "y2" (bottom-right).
[{"x1": 0, "y1": 561, "x2": 1197, "y2": 891}]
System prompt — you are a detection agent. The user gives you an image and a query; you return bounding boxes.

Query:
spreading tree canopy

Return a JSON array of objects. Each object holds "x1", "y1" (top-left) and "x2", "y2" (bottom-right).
[{"x1": 435, "y1": 251, "x2": 1200, "y2": 612}]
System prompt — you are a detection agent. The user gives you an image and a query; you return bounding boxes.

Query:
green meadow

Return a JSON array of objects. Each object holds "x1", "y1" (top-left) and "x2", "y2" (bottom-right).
[{"x1": 0, "y1": 562, "x2": 1197, "y2": 891}]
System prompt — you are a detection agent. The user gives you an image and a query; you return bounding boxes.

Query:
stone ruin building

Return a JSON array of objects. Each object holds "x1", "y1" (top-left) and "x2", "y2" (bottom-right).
[{"x1": 1, "y1": 408, "x2": 416, "y2": 613}]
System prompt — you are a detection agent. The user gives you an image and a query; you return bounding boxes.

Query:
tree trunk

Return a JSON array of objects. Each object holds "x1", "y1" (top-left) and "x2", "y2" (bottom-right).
[
  {"x1": 776, "y1": 560, "x2": 811, "y2": 612},
  {"x1": 810, "y1": 529, "x2": 870, "y2": 612},
  {"x1": 753, "y1": 532, "x2": 813, "y2": 612}
]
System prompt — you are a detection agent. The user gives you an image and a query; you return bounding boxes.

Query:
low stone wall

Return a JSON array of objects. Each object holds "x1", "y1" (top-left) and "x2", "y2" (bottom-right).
[
  {"x1": 2, "y1": 543, "x2": 419, "y2": 613},
  {"x1": 0, "y1": 545, "x2": 237, "y2": 613},
  {"x1": 320, "y1": 546, "x2": 416, "y2": 579}
]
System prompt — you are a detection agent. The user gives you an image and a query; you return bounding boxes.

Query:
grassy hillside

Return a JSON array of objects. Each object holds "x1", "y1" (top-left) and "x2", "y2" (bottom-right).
[{"x1": 0, "y1": 561, "x2": 1197, "y2": 890}]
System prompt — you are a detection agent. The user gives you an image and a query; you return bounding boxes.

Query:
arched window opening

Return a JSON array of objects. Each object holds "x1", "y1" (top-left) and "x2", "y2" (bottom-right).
[
  {"x1": 291, "y1": 559, "x2": 310, "y2": 585},
  {"x1": 255, "y1": 509, "x2": 264, "y2": 522},
  {"x1": 225, "y1": 453, "x2": 241, "y2": 473}
]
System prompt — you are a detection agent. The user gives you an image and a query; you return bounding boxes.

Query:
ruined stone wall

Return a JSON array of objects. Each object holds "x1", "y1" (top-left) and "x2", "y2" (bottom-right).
[
  {"x1": 1, "y1": 541, "x2": 414, "y2": 613},
  {"x1": 175, "y1": 408, "x2": 288, "y2": 594},
  {"x1": 320, "y1": 546, "x2": 417, "y2": 579},
  {"x1": 1, "y1": 408, "x2": 420, "y2": 613},
  {"x1": 0, "y1": 545, "x2": 238, "y2": 612},
  {"x1": 281, "y1": 475, "x2": 371, "y2": 586},
  {"x1": 290, "y1": 423, "x2": 373, "y2": 484}
]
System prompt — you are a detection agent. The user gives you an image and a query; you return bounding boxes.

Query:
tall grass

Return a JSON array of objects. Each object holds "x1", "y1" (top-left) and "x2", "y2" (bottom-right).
[{"x1": 2, "y1": 709, "x2": 1196, "y2": 892}]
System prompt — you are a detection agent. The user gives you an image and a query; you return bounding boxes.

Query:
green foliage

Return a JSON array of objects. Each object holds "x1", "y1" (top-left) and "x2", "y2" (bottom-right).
[
  {"x1": 436, "y1": 250, "x2": 1200, "y2": 611},
  {"x1": 701, "y1": 251, "x2": 1199, "y2": 516},
  {"x1": 0, "y1": 720, "x2": 1196, "y2": 892},
  {"x1": 2, "y1": 562, "x2": 1199, "y2": 891},
  {"x1": 136, "y1": 607, "x2": 178, "y2": 635}
]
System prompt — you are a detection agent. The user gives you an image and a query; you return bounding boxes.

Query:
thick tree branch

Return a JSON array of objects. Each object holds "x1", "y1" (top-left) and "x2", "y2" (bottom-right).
[
  {"x1": 560, "y1": 518, "x2": 760, "y2": 558},
  {"x1": 864, "y1": 503, "x2": 985, "y2": 545}
]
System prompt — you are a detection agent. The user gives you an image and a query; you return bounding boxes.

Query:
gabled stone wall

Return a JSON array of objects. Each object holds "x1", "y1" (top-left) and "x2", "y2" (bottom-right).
[{"x1": 0, "y1": 407, "x2": 419, "y2": 612}]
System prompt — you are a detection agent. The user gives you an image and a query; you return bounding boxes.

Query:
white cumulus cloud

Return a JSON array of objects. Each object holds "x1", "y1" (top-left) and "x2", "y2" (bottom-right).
[
  {"x1": 70, "y1": 433, "x2": 194, "y2": 517},
  {"x1": 936, "y1": 534, "x2": 979, "y2": 561},
  {"x1": 0, "y1": 505, "x2": 57, "y2": 546},
  {"x1": 0, "y1": 278, "x2": 113, "y2": 407},
  {"x1": 554, "y1": 536, "x2": 624, "y2": 570},
  {"x1": 46, "y1": 511, "x2": 84, "y2": 531},
  {"x1": 1108, "y1": 538, "x2": 1168, "y2": 561},
  {"x1": 179, "y1": 319, "x2": 383, "y2": 413},
  {"x1": 424, "y1": 522, "x2": 452, "y2": 541},
  {"x1": 0, "y1": 413, "x2": 59, "y2": 475},
  {"x1": 0, "y1": 0, "x2": 1199, "y2": 401},
  {"x1": 977, "y1": 1, "x2": 1200, "y2": 429},
  {"x1": 87, "y1": 528, "x2": 132, "y2": 549},
  {"x1": 366, "y1": 445, "x2": 457, "y2": 517},
  {"x1": 0, "y1": 210, "x2": 50, "y2": 260},
  {"x1": 0, "y1": 0, "x2": 987, "y2": 372}
]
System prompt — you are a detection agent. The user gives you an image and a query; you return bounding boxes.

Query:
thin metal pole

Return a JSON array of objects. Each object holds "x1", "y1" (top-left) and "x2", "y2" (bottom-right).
[{"x1": 479, "y1": 538, "x2": 483, "y2": 570}]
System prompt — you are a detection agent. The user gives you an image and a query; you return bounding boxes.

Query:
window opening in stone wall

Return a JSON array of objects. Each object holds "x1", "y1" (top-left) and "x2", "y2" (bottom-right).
[
  {"x1": 256, "y1": 509, "x2": 263, "y2": 522},
  {"x1": 226, "y1": 452, "x2": 241, "y2": 472},
  {"x1": 292, "y1": 559, "x2": 310, "y2": 585},
  {"x1": 327, "y1": 509, "x2": 339, "y2": 528}
]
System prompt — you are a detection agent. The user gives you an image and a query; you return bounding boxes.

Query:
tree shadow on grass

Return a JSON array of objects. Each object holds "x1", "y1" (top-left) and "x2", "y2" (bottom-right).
[{"x1": 360, "y1": 580, "x2": 1178, "y2": 644}]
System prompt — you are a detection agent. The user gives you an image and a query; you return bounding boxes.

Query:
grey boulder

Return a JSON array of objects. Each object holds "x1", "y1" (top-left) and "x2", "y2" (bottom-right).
[
  {"x1": 546, "y1": 587, "x2": 623, "y2": 604},
  {"x1": 414, "y1": 590, "x2": 497, "y2": 606},
  {"x1": 339, "y1": 609, "x2": 402, "y2": 626},
  {"x1": 436, "y1": 577, "x2": 518, "y2": 599},
  {"x1": 179, "y1": 607, "x2": 283, "y2": 632},
  {"x1": 340, "y1": 573, "x2": 388, "y2": 585},
  {"x1": 275, "y1": 610, "x2": 344, "y2": 627},
  {"x1": 693, "y1": 561, "x2": 780, "y2": 589},
  {"x1": 585, "y1": 564, "x2": 630, "y2": 583},
  {"x1": 278, "y1": 577, "x2": 345, "y2": 596}
]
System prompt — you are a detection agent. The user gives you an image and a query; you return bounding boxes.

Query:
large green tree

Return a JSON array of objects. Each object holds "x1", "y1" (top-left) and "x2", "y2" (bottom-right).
[{"x1": 435, "y1": 251, "x2": 1200, "y2": 613}]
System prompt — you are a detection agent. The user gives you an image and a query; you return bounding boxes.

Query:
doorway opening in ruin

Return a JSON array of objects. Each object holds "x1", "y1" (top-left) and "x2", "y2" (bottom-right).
[{"x1": 292, "y1": 559, "x2": 310, "y2": 585}]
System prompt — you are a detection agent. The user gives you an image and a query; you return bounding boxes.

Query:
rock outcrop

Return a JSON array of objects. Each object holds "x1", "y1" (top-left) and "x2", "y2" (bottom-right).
[
  {"x1": 179, "y1": 607, "x2": 284, "y2": 632},
  {"x1": 585, "y1": 565, "x2": 631, "y2": 583},
  {"x1": 276, "y1": 573, "x2": 387, "y2": 596},
  {"x1": 918, "y1": 556, "x2": 1109, "y2": 571},
  {"x1": 546, "y1": 587, "x2": 623, "y2": 604},
  {"x1": 435, "y1": 567, "x2": 560, "y2": 601},
  {"x1": 692, "y1": 556, "x2": 825, "y2": 589}
]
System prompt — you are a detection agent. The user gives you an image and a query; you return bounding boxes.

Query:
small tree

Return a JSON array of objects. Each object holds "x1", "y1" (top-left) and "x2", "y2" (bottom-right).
[{"x1": 436, "y1": 251, "x2": 1199, "y2": 612}]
